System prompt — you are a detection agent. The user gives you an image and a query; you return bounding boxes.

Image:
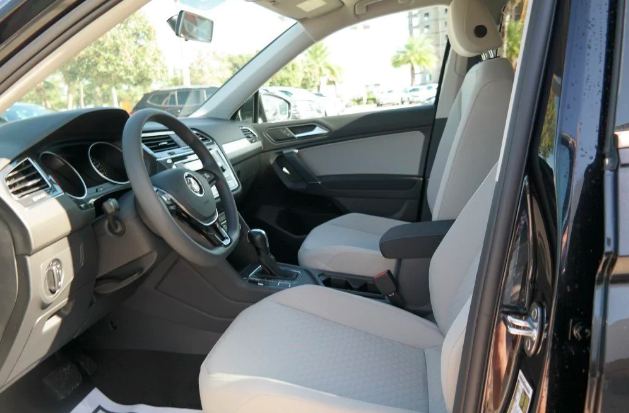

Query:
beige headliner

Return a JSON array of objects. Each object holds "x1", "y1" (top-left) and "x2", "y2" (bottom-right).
[{"x1": 262, "y1": 0, "x2": 449, "y2": 42}]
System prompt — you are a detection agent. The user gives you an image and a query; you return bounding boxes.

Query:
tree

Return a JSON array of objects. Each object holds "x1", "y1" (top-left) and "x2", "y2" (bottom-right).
[
  {"x1": 21, "y1": 75, "x2": 64, "y2": 109},
  {"x1": 225, "y1": 53, "x2": 255, "y2": 77},
  {"x1": 71, "y1": 12, "x2": 167, "y2": 108},
  {"x1": 391, "y1": 36, "x2": 437, "y2": 86},
  {"x1": 189, "y1": 51, "x2": 232, "y2": 86},
  {"x1": 505, "y1": 20, "x2": 524, "y2": 68},
  {"x1": 303, "y1": 43, "x2": 342, "y2": 92},
  {"x1": 268, "y1": 60, "x2": 304, "y2": 88}
]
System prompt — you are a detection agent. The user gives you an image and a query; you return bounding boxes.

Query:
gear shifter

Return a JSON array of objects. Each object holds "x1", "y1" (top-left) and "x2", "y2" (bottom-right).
[{"x1": 249, "y1": 229, "x2": 297, "y2": 279}]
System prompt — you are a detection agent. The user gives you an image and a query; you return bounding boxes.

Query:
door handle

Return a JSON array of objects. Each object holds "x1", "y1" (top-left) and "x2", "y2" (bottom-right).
[
  {"x1": 501, "y1": 302, "x2": 545, "y2": 357},
  {"x1": 282, "y1": 149, "x2": 320, "y2": 184},
  {"x1": 291, "y1": 125, "x2": 329, "y2": 138}
]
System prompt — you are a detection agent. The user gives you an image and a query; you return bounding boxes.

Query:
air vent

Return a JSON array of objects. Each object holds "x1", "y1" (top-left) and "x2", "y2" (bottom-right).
[
  {"x1": 142, "y1": 133, "x2": 180, "y2": 152},
  {"x1": 240, "y1": 127, "x2": 259, "y2": 143},
  {"x1": 194, "y1": 132, "x2": 212, "y2": 144},
  {"x1": 4, "y1": 159, "x2": 50, "y2": 200}
]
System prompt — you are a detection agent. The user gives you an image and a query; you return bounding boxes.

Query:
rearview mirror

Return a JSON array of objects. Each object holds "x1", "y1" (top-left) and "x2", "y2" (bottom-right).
[{"x1": 167, "y1": 11, "x2": 214, "y2": 43}]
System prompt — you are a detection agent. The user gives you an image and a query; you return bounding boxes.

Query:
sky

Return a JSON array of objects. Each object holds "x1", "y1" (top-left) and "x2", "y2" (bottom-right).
[{"x1": 140, "y1": 0, "x2": 436, "y2": 98}]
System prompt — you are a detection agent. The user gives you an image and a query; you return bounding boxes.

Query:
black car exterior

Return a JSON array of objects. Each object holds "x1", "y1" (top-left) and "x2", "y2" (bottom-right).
[{"x1": 455, "y1": 0, "x2": 628, "y2": 412}]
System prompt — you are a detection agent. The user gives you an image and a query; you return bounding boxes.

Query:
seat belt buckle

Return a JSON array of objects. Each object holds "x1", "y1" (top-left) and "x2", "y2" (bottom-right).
[{"x1": 373, "y1": 270, "x2": 404, "y2": 308}]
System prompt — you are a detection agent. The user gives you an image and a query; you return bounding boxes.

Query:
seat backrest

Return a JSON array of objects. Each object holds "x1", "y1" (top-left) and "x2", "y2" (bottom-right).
[
  {"x1": 426, "y1": 0, "x2": 513, "y2": 222},
  {"x1": 431, "y1": 162, "x2": 498, "y2": 411}
]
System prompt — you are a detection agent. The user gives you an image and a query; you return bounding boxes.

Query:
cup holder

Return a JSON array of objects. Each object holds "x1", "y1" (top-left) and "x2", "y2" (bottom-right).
[{"x1": 318, "y1": 273, "x2": 382, "y2": 298}]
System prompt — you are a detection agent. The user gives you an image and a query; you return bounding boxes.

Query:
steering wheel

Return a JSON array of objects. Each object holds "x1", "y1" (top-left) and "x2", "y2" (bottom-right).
[{"x1": 122, "y1": 109, "x2": 240, "y2": 266}]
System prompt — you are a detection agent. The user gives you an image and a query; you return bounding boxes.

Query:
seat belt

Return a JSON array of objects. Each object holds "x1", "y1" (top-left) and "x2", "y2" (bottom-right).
[{"x1": 373, "y1": 270, "x2": 405, "y2": 308}]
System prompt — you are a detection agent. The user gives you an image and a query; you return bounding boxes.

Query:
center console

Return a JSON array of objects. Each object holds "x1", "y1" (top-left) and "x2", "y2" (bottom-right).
[
  {"x1": 240, "y1": 229, "x2": 318, "y2": 288},
  {"x1": 234, "y1": 226, "x2": 386, "y2": 302},
  {"x1": 234, "y1": 218, "x2": 457, "y2": 314}
]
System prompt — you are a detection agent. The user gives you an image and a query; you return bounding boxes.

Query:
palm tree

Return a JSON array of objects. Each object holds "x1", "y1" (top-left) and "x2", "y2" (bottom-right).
[
  {"x1": 505, "y1": 20, "x2": 524, "y2": 69},
  {"x1": 304, "y1": 43, "x2": 343, "y2": 92},
  {"x1": 391, "y1": 36, "x2": 438, "y2": 86}
]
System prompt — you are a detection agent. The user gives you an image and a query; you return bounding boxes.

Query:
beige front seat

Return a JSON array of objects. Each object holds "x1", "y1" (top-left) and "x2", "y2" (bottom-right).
[
  {"x1": 298, "y1": 0, "x2": 512, "y2": 277},
  {"x1": 199, "y1": 161, "x2": 498, "y2": 412}
]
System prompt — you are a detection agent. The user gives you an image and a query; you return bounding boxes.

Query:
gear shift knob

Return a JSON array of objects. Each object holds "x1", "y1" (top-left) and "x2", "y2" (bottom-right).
[
  {"x1": 249, "y1": 229, "x2": 271, "y2": 255},
  {"x1": 248, "y1": 228, "x2": 297, "y2": 280}
]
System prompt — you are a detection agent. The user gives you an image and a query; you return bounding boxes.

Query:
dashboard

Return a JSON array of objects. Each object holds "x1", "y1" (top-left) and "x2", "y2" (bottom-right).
[{"x1": 0, "y1": 108, "x2": 262, "y2": 391}]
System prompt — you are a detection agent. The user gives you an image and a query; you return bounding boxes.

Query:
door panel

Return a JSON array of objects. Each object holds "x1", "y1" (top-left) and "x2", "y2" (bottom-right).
[
  {"x1": 242, "y1": 105, "x2": 436, "y2": 263},
  {"x1": 260, "y1": 105, "x2": 434, "y2": 221},
  {"x1": 298, "y1": 131, "x2": 425, "y2": 176}
]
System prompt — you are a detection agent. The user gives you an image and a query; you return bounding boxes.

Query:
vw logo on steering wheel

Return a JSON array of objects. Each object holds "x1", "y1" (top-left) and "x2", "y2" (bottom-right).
[{"x1": 184, "y1": 172, "x2": 204, "y2": 197}]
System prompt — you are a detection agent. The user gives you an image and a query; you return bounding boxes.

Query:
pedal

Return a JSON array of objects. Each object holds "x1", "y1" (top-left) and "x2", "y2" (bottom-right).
[
  {"x1": 72, "y1": 353, "x2": 98, "y2": 377},
  {"x1": 42, "y1": 361, "x2": 83, "y2": 401}
]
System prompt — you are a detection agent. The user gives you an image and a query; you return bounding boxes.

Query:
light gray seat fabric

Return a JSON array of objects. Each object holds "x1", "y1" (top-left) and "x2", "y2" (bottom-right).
[
  {"x1": 199, "y1": 163, "x2": 499, "y2": 413},
  {"x1": 298, "y1": 213, "x2": 402, "y2": 275},
  {"x1": 298, "y1": 0, "x2": 513, "y2": 277}
]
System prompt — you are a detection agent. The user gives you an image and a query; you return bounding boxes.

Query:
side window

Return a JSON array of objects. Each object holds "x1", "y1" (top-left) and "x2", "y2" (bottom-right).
[
  {"x1": 259, "y1": 6, "x2": 448, "y2": 123},
  {"x1": 148, "y1": 92, "x2": 167, "y2": 105},
  {"x1": 167, "y1": 93, "x2": 177, "y2": 106}
]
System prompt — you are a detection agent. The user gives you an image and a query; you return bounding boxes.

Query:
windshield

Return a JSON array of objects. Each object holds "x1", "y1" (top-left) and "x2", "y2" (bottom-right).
[{"x1": 4, "y1": 0, "x2": 294, "y2": 123}]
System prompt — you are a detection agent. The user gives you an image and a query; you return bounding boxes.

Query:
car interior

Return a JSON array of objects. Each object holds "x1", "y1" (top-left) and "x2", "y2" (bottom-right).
[{"x1": 0, "y1": 0, "x2": 537, "y2": 411}]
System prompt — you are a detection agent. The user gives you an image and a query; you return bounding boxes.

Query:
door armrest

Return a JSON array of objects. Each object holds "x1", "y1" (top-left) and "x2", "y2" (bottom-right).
[{"x1": 379, "y1": 220, "x2": 455, "y2": 259}]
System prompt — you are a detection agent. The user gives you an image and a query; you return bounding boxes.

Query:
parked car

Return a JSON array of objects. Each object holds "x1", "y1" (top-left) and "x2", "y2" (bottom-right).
[
  {"x1": 0, "y1": 102, "x2": 54, "y2": 123},
  {"x1": 376, "y1": 89, "x2": 404, "y2": 106},
  {"x1": 313, "y1": 92, "x2": 346, "y2": 116},
  {"x1": 404, "y1": 83, "x2": 438, "y2": 104},
  {"x1": 264, "y1": 86, "x2": 326, "y2": 120},
  {"x1": 132, "y1": 86, "x2": 218, "y2": 117}
]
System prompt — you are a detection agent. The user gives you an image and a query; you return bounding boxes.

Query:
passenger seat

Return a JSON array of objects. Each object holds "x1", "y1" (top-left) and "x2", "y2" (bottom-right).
[{"x1": 298, "y1": 0, "x2": 514, "y2": 277}]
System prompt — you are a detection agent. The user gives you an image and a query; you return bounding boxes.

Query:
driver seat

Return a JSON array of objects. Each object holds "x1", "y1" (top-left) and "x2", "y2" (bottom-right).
[{"x1": 199, "y1": 163, "x2": 498, "y2": 412}]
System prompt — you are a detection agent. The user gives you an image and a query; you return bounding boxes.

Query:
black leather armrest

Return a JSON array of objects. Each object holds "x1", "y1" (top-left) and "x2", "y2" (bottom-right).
[{"x1": 379, "y1": 220, "x2": 455, "y2": 259}]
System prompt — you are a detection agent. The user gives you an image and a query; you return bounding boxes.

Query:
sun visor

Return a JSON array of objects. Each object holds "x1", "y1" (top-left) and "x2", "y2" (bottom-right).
[{"x1": 247, "y1": 0, "x2": 344, "y2": 20}]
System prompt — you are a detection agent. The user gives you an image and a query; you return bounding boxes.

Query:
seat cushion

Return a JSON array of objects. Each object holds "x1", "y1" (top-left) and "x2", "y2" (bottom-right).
[
  {"x1": 200, "y1": 285, "x2": 446, "y2": 413},
  {"x1": 298, "y1": 213, "x2": 403, "y2": 277}
]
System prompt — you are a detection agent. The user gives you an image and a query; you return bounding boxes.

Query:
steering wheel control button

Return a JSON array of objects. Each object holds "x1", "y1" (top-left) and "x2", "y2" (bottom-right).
[
  {"x1": 45, "y1": 259, "x2": 63, "y2": 294},
  {"x1": 184, "y1": 172, "x2": 204, "y2": 196}
]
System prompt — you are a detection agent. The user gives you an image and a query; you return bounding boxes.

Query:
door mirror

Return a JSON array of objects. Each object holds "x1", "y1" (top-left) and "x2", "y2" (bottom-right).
[
  {"x1": 167, "y1": 11, "x2": 214, "y2": 43},
  {"x1": 261, "y1": 93, "x2": 291, "y2": 123}
]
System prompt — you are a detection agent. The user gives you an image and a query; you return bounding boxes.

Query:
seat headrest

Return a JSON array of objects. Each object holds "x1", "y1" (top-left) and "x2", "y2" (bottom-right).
[{"x1": 448, "y1": 0, "x2": 503, "y2": 57}]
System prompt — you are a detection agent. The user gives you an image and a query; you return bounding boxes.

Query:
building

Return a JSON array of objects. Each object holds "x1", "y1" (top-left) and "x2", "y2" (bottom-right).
[{"x1": 407, "y1": 7, "x2": 449, "y2": 84}]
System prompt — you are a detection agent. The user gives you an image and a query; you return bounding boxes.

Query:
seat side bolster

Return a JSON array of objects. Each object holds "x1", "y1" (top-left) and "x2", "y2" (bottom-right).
[
  {"x1": 200, "y1": 373, "x2": 420, "y2": 413},
  {"x1": 441, "y1": 298, "x2": 472, "y2": 413},
  {"x1": 268, "y1": 285, "x2": 444, "y2": 349}
]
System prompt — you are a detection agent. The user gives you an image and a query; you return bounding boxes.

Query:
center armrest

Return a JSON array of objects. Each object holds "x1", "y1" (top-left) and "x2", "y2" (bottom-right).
[{"x1": 379, "y1": 220, "x2": 455, "y2": 259}]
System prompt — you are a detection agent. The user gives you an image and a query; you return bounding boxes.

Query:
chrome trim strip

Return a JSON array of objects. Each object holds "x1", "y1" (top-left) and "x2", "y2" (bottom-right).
[
  {"x1": 39, "y1": 151, "x2": 88, "y2": 200},
  {"x1": 88, "y1": 142, "x2": 129, "y2": 185},
  {"x1": 223, "y1": 138, "x2": 252, "y2": 155},
  {"x1": 141, "y1": 131, "x2": 176, "y2": 137}
]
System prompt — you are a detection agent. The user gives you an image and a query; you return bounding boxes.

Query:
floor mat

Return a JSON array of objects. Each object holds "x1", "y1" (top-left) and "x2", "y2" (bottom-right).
[
  {"x1": 71, "y1": 389, "x2": 200, "y2": 413},
  {"x1": 84, "y1": 350, "x2": 205, "y2": 409}
]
